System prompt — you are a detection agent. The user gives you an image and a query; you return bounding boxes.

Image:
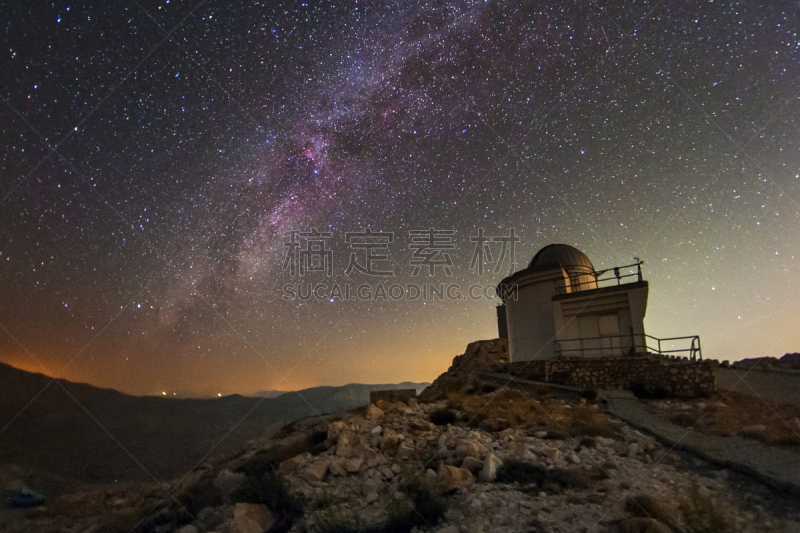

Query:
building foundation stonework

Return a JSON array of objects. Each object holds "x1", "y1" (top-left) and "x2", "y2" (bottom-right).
[
  {"x1": 509, "y1": 356, "x2": 716, "y2": 398},
  {"x1": 423, "y1": 339, "x2": 716, "y2": 401}
]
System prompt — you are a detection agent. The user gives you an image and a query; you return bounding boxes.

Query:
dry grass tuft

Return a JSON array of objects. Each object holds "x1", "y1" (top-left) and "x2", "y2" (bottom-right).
[
  {"x1": 443, "y1": 387, "x2": 620, "y2": 437},
  {"x1": 677, "y1": 485, "x2": 732, "y2": 533},
  {"x1": 624, "y1": 494, "x2": 675, "y2": 528}
]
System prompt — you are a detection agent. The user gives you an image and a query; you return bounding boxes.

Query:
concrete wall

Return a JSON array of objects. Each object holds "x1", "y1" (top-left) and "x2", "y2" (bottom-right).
[{"x1": 505, "y1": 269, "x2": 565, "y2": 361}]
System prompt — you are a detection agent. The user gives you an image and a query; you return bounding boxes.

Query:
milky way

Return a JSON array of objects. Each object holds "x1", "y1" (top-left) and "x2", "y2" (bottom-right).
[{"x1": 1, "y1": 0, "x2": 799, "y2": 396}]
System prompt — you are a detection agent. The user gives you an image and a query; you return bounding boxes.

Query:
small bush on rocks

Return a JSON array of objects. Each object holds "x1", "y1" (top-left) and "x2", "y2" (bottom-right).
[
  {"x1": 233, "y1": 472, "x2": 302, "y2": 532},
  {"x1": 672, "y1": 412, "x2": 698, "y2": 428},
  {"x1": 429, "y1": 408, "x2": 458, "y2": 426},
  {"x1": 630, "y1": 382, "x2": 671, "y2": 400},
  {"x1": 312, "y1": 502, "x2": 362, "y2": 533},
  {"x1": 579, "y1": 388, "x2": 599, "y2": 402},
  {"x1": 624, "y1": 494, "x2": 674, "y2": 527},
  {"x1": 495, "y1": 461, "x2": 548, "y2": 485},
  {"x1": 307, "y1": 430, "x2": 329, "y2": 456},
  {"x1": 495, "y1": 462, "x2": 592, "y2": 491},
  {"x1": 678, "y1": 485, "x2": 732, "y2": 533},
  {"x1": 381, "y1": 478, "x2": 446, "y2": 533},
  {"x1": 236, "y1": 452, "x2": 276, "y2": 478}
]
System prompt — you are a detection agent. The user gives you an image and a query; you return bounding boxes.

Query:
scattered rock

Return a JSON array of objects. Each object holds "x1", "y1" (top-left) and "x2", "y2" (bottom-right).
[
  {"x1": 301, "y1": 458, "x2": 328, "y2": 482},
  {"x1": 438, "y1": 465, "x2": 475, "y2": 493},
  {"x1": 344, "y1": 458, "x2": 364, "y2": 473},
  {"x1": 461, "y1": 456, "x2": 484, "y2": 475},
  {"x1": 380, "y1": 430, "x2": 403, "y2": 451},
  {"x1": 479, "y1": 454, "x2": 504, "y2": 482},
  {"x1": 366, "y1": 404, "x2": 384, "y2": 421},
  {"x1": 231, "y1": 503, "x2": 276, "y2": 533},
  {"x1": 409, "y1": 419, "x2": 434, "y2": 432}
]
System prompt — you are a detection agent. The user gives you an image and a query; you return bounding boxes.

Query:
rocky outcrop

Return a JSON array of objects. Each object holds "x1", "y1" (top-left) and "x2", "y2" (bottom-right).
[
  {"x1": 419, "y1": 338, "x2": 508, "y2": 401},
  {"x1": 4, "y1": 344, "x2": 798, "y2": 533},
  {"x1": 4, "y1": 390, "x2": 797, "y2": 533},
  {"x1": 369, "y1": 389, "x2": 417, "y2": 405},
  {"x1": 732, "y1": 353, "x2": 800, "y2": 372}
]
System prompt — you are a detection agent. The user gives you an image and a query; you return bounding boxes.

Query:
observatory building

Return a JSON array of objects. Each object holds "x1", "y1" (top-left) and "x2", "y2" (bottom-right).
[{"x1": 496, "y1": 244, "x2": 650, "y2": 361}]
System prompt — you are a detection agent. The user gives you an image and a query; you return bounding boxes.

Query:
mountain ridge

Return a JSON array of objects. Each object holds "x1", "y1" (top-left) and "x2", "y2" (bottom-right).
[{"x1": 0, "y1": 361, "x2": 428, "y2": 489}]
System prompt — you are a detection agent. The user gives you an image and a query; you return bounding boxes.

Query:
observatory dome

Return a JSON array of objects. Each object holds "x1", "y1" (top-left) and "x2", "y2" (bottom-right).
[{"x1": 528, "y1": 244, "x2": 595, "y2": 276}]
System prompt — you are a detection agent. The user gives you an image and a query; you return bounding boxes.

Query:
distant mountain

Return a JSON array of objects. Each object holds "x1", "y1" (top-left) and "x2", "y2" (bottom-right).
[
  {"x1": 249, "y1": 390, "x2": 288, "y2": 399},
  {"x1": 0, "y1": 362, "x2": 428, "y2": 489}
]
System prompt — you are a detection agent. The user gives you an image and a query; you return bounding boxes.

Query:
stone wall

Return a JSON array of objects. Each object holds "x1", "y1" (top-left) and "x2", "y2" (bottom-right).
[{"x1": 508, "y1": 356, "x2": 716, "y2": 398}]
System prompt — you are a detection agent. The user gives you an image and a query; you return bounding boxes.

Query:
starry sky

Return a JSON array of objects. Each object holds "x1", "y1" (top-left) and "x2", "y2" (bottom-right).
[{"x1": 1, "y1": 0, "x2": 798, "y2": 397}]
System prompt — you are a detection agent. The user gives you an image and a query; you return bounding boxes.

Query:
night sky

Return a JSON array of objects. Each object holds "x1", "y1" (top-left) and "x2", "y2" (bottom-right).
[{"x1": 1, "y1": 0, "x2": 798, "y2": 397}]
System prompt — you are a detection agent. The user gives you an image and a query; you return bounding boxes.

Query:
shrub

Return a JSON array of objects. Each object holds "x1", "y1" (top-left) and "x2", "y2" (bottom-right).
[
  {"x1": 495, "y1": 462, "x2": 592, "y2": 491},
  {"x1": 307, "y1": 430, "x2": 328, "y2": 456},
  {"x1": 579, "y1": 388, "x2": 599, "y2": 402},
  {"x1": 547, "y1": 468, "x2": 591, "y2": 490},
  {"x1": 678, "y1": 485, "x2": 731, "y2": 533},
  {"x1": 495, "y1": 461, "x2": 547, "y2": 485},
  {"x1": 481, "y1": 382, "x2": 499, "y2": 394},
  {"x1": 569, "y1": 406, "x2": 619, "y2": 438},
  {"x1": 446, "y1": 391, "x2": 464, "y2": 409},
  {"x1": 233, "y1": 472, "x2": 301, "y2": 532},
  {"x1": 312, "y1": 502, "x2": 362, "y2": 533},
  {"x1": 672, "y1": 412, "x2": 698, "y2": 428},
  {"x1": 630, "y1": 382, "x2": 671, "y2": 400},
  {"x1": 381, "y1": 478, "x2": 446, "y2": 532},
  {"x1": 624, "y1": 494, "x2": 674, "y2": 527},
  {"x1": 429, "y1": 408, "x2": 458, "y2": 426},
  {"x1": 179, "y1": 477, "x2": 224, "y2": 518},
  {"x1": 236, "y1": 452, "x2": 276, "y2": 478}
]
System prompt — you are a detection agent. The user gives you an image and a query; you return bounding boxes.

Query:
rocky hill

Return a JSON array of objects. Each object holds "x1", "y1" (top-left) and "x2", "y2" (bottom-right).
[
  {"x1": 730, "y1": 353, "x2": 800, "y2": 372},
  {"x1": 4, "y1": 342, "x2": 800, "y2": 533},
  {"x1": 0, "y1": 362, "x2": 427, "y2": 486}
]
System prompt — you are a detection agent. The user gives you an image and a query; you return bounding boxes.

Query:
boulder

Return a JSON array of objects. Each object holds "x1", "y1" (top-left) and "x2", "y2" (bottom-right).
[
  {"x1": 344, "y1": 458, "x2": 364, "y2": 473},
  {"x1": 328, "y1": 456, "x2": 347, "y2": 476},
  {"x1": 455, "y1": 439, "x2": 488, "y2": 460},
  {"x1": 409, "y1": 419, "x2": 434, "y2": 432},
  {"x1": 300, "y1": 458, "x2": 328, "y2": 482},
  {"x1": 479, "y1": 454, "x2": 504, "y2": 482},
  {"x1": 231, "y1": 503, "x2": 276, "y2": 533},
  {"x1": 461, "y1": 456, "x2": 484, "y2": 475},
  {"x1": 380, "y1": 430, "x2": 403, "y2": 451},
  {"x1": 366, "y1": 404, "x2": 384, "y2": 421},
  {"x1": 437, "y1": 465, "x2": 475, "y2": 492}
]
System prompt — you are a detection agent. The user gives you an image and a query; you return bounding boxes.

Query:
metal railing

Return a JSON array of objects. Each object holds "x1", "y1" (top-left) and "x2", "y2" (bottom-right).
[
  {"x1": 554, "y1": 260, "x2": 644, "y2": 295},
  {"x1": 553, "y1": 333, "x2": 702, "y2": 361}
]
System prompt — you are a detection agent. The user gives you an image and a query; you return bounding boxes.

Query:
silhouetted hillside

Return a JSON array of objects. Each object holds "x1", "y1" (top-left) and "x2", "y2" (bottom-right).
[{"x1": 0, "y1": 362, "x2": 427, "y2": 487}]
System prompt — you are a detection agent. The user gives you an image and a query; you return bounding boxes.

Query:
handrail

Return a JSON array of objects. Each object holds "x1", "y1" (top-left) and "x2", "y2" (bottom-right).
[
  {"x1": 554, "y1": 332, "x2": 702, "y2": 361},
  {"x1": 555, "y1": 260, "x2": 644, "y2": 295}
]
